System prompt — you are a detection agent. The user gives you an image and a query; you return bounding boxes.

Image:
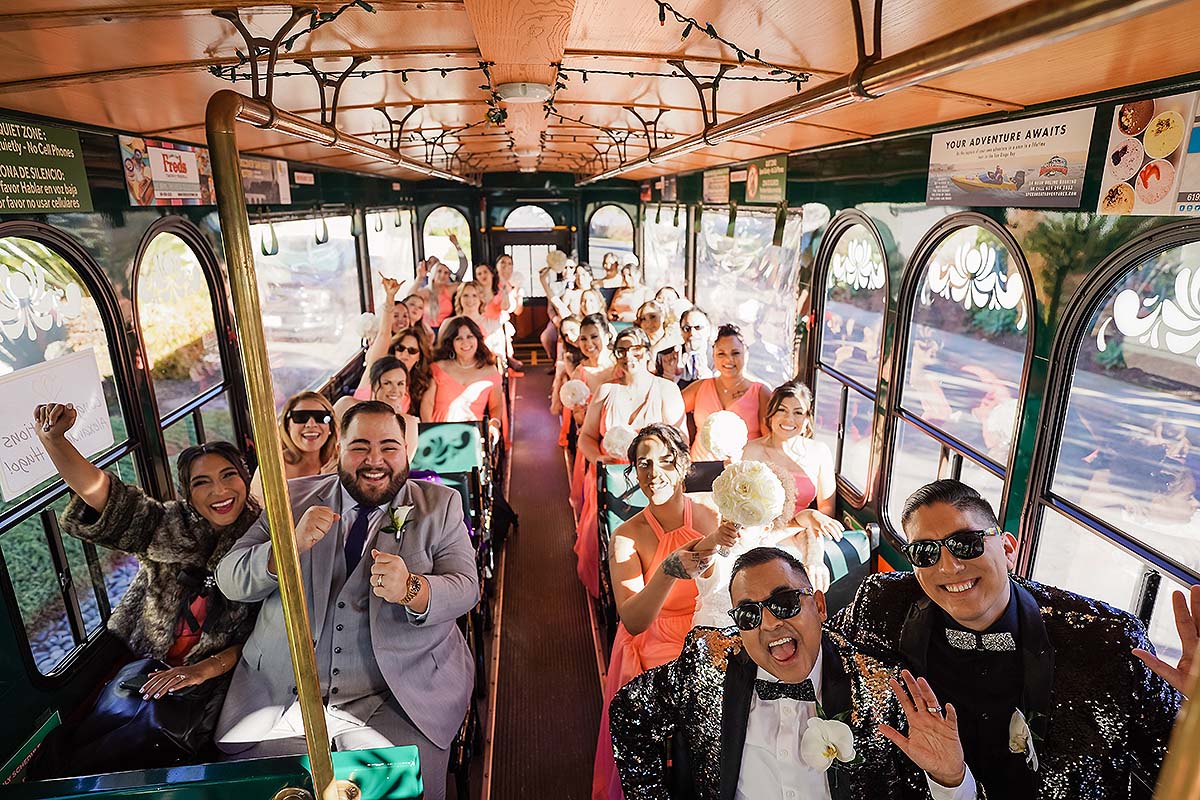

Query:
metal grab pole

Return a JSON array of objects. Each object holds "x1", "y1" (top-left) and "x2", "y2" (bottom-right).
[{"x1": 205, "y1": 89, "x2": 336, "y2": 798}]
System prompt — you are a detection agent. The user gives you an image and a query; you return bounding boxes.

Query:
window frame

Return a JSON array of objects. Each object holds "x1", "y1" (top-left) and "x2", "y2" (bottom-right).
[
  {"x1": 1020, "y1": 218, "x2": 1200, "y2": 614},
  {"x1": 879, "y1": 212, "x2": 1036, "y2": 544},
  {"x1": 0, "y1": 220, "x2": 148, "y2": 686},
  {"x1": 586, "y1": 202, "x2": 637, "y2": 266},
  {"x1": 364, "y1": 205, "x2": 419, "y2": 309},
  {"x1": 503, "y1": 204, "x2": 556, "y2": 231},
  {"x1": 640, "y1": 202, "x2": 690, "y2": 296},
  {"x1": 419, "y1": 204, "x2": 473, "y2": 265},
  {"x1": 808, "y1": 210, "x2": 891, "y2": 507}
]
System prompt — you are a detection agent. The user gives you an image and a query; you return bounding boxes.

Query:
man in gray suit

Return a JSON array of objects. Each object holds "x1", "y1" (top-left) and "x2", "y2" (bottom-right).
[{"x1": 215, "y1": 400, "x2": 479, "y2": 800}]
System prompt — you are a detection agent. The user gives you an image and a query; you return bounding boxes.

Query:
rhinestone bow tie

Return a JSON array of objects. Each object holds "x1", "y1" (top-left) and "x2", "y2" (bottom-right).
[
  {"x1": 944, "y1": 628, "x2": 1017, "y2": 652},
  {"x1": 754, "y1": 678, "x2": 816, "y2": 702}
]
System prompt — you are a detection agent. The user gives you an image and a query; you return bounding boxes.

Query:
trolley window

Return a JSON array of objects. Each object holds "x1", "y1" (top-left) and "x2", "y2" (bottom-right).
[
  {"x1": 641, "y1": 204, "x2": 688, "y2": 296},
  {"x1": 0, "y1": 234, "x2": 141, "y2": 675},
  {"x1": 422, "y1": 206, "x2": 472, "y2": 266},
  {"x1": 1032, "y1": 237, "x2": 1200, "y2": 661},
  {"x1": 588, "y1": 204, "x2": 635, "y2": 268},
  {"x1": 695, "y1": 206, "x2": 806, "y2": 389},
  {"x1": 250, "y1": 216, "x2": 363, "y2": 408},
  {"x1": 504, "y1": 205, "x2": 555, "y2": 230},
  {"x1": 886, "y1": 222, "x2": 1030, "y2": 532},
  {"x1": 367, "y1": 208, "x2": 416, "y2": 307},
  {"x1": 812, "y1": 219, "x2": 888, "y2": 496}
]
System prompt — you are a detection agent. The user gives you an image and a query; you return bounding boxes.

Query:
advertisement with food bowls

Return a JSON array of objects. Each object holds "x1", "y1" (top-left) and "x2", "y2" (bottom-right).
[{"x1": 1098, "y1": 91, "x2": 1200, "y2": 216}]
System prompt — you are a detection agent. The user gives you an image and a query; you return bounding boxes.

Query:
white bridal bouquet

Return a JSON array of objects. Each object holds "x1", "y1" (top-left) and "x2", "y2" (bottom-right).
[
  {"x1": 354, "y1": 311, "x2": 378, "y2": 340},
  {"x1": 699, "y1": 410, "x2": 749, "y2": 461},
  {"x1": 559, "y1": 379, "x2": 591, "y2": 409},
  {"x1": 711, "y1": 460, "x2": 787, "y2": 528},
  {"x1": 601, "y1": 425, "x2": 638, "y2": 462}
]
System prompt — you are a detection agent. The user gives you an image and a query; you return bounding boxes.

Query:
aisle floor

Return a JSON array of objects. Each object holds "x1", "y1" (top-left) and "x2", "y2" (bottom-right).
[{"x1": 488, "y1": 368, "x2": 602, "y2": 799}]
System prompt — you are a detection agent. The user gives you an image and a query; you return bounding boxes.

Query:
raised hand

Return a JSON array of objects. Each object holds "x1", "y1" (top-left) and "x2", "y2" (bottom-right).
[
  {"x1": 295, "y1": 505, "x2": 339, "y2": 554},
  {"x1": 805, "y1": 560, "x2": 831, "y2": 593},
  {"x1": 34, "y1": 402, "x2": 77, "y2": 442},
  {"x1": 1133, "y1": 585, "x2": 1199, "y2": 698},
  {"x1": 369, "y1": 548, "x2": 414, "y2": 604},
  {"x1": 879, "y1": 669, "x2": 967, "y2": 789},
  {"x1": 660, "y1": 543, "x2": 715, "y2": 580},
  {"x1": 382, "y1": 276, "x2": 402, "y2": 299},
  {"x1": 700, "y1": 520, "x2": 741, "y2": 553},
  {"x1": 448, "y1": 232, "x2": 459, "y2": 247}
]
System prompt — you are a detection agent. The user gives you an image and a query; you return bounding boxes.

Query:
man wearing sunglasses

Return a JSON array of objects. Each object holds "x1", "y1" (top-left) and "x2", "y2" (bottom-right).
[
  {"x1": 833, "y1": 479, "x2": 1185, "y2": 800},
  {"x1": 677, "y1": 307, "x2": 715, "y2": 388},
  {"x1": 610, "y1": 547, "x2": 980, "y2": 799}
]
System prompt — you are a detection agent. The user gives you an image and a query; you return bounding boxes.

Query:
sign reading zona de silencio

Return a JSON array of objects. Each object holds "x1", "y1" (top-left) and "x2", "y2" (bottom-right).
[
  {"x1": 0, "y1": 117, "x2": 92, "y2": 214},
  {"x1": 744, "y1": 155, "x2": 787, "y2": 204},
  {"x1": 927, "y1": 107, "x2": 1096, "y2": 208}
]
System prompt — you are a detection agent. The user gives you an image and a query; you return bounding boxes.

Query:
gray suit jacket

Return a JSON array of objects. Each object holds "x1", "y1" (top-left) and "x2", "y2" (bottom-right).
[{"x1": 214, "y1": 475, "x2": 479, "y2": 749}]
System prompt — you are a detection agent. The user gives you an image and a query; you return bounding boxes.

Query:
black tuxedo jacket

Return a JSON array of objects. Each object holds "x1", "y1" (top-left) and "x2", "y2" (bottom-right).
[
  {"x1": 832, "y1": 573, "x2": 1182, "y2": 800},
  {"x1": 609, "y1": 627, "x2": 946, "y2": 800}
]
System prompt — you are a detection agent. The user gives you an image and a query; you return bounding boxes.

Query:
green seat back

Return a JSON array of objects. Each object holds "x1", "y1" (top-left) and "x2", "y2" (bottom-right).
[
  {"x1": 411, "y1": 422, "x2": 485, "y2": 473},
  {"x1": 598, "y1": 463, "x2": 647, "y2": 541},
  {"x1": 822, "y1": 529, "x2": 871, "y2": 584}
]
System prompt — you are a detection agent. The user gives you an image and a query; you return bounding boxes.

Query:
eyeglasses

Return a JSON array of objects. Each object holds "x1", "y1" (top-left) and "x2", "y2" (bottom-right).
[
  {"x1": 614, "y1": 345, "x2": 648, "y2": 359},
  {"x1": 902, "y1": 527, "x2": 1002, "y2": 568},
  {"x1": 286, "y1": 410, "x2": 331, "y2": 426},
  {"x1": 395, "y1": 345, "x2": 420, "y2": 356},
  {"x1": 728, "y1": 588, "x2": 814, "y2": 631}
]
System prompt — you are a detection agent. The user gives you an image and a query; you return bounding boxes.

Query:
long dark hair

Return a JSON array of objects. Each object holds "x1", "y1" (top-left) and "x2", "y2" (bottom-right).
[
  {"x1": 177, "y1": 441, "x2": 255, "y2": 511},
  {"x1": 370, "y1": 355, "x2": 409, "y2": 392},
  {"x1": 392, "y1": 326, "x2": 432, "y2": 409},
  {"x1": 624, "y1": 423, "x2": 692, "y2": 482},
  {"x1": 435, "y1": 315, "x2": 497, "y2": 368},
  {"x1": 764, "y1": 380, "x2": 815, "y2": 438}
]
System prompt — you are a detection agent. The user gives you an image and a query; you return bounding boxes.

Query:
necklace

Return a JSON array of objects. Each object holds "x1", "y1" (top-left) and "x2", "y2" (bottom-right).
[{"x1": 717, "y1": 377, "x2": 750, "y2": 400}]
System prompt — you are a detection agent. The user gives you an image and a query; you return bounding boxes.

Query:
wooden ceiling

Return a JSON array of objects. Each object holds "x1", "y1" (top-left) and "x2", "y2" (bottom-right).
[{"x1": 1, "y1": 0, "x2": 1199, "y2": 182}]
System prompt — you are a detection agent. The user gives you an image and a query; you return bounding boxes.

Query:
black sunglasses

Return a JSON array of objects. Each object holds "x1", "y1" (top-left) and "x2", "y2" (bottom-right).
[
  {"x1": 728, "y1": 588, "x2": 814, "y2": 631},
  {"x1": 286, "y1": 410, "x2": 331, "y2": 426},
  {"x1": 902, "y1": 527, "x2": 1002, "y2": 568},
  {"x1": 681, "y1": 323, "x2": 707, "y2": 331},
  {"x1": 394, "y1": 344, "x2": 421, "y2": 356}
]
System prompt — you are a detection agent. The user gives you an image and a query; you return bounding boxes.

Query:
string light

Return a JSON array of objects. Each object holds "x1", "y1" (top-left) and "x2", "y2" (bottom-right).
[
  {"x1": 556, "y1": 66, "x2": 802, "y2": 85},
  {"x1": 653, "y1": 0, "x2": 809, "y2": 87},
  {"x1": 282, "y1": 0, "x2": 375, "y2": 51},
  {"x1": 210, "y1": 61, "x2": 483, "y2": 83}
]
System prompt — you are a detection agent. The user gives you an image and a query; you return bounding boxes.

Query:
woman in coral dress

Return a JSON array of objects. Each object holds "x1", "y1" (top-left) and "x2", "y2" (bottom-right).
[
  {"x1": 591, "y1": 424, "x2": 724, "y2": 800},
  {"x1": 420, "y1": 315, "x2": 507, "y2": 447},
  {"x1": 554, "y1": 314, "x2": 615, "y2": 513},
  {"x1": 682, "y1": 323, "x2": 771, "y2": 461},
  {"x1": 575, "y1": 327, "x2": 686, "y2": 596}
]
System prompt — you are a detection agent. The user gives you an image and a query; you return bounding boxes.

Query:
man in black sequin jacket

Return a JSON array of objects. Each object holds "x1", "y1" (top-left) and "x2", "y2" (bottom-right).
[
  {"x1": 610, "y1": 547, "x2": 983, "y2": 800},
  {"x1": 831, "y1": 480, "x2": 1184, "y2": 800}
]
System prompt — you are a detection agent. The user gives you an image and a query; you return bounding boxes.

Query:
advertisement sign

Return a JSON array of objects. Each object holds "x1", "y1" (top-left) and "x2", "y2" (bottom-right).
[
  {"x1": 119, "y1": 135, "x2": 214, "y2": 206},
  {"x1": 1097, "y1": 92, "x2": 1200, "y2": 216},
  {"x1": 927, "y1": 107, "x2": 1095, "y2": 208},
  {"x1": 0, "y1": 349, "x2": 114, "y2": 500},
  {"x1": 294, "y1": 170, "x2": 316, "y2": 186},
  {"x1": 0, "y1": 117, "x2": 92, "y2": 213},
  {"x1": 662, "y1": 175, "x2": 677, "y2": 202},
  {"x1": 744, "y1": 156, "x2": 787, "y2": 204},
  {"x1": 640, "y1": 183, "x2": 653, "y2": 202},
  {"x1": 702, "y1": 168, "x2": 730, "y2": 204},
  {"x1": 241, "y1": 156, "x2": 292, "y2": 205}
]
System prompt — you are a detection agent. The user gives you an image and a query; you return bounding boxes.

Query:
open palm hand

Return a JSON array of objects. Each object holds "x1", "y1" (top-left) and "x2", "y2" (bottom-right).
[{"x1": 878, "y1": 669, "x2": 967, "y2": 788}]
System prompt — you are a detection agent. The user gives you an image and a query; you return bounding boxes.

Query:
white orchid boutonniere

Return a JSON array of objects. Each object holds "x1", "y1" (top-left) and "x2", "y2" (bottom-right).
[
  {"x1": 381, "y1": 505, "x2": 415, "y2": 539},
  {"x1": 1008, "y1": 708, "x2": 1039, "y2": 772},
  {"x1": 801, "y1": 716, "x2": 857, "y2": 772}
]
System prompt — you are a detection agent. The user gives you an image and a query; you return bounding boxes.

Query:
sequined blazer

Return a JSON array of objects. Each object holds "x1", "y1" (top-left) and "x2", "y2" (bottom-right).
[
  {"x1": 832, "y1": 573, "x2": 1182, "y2": 800},
  {"x1": 609, "y1": 626, "x2": 952, "y2": 800}
]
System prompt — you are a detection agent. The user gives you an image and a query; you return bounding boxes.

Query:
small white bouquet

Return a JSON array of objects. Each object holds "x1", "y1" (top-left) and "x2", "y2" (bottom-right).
[
  {"x1": 601, "y1": 425, "x2": 638, "y2": 462},
  {"x1": 559, "y1": 379, "x2": 591, "y2": 409},
  {"x1": 712, "y1": 460, "x2": 786, "y2": 528},
  {"x1": 546, "y1": 249, "x2": 569, "y2": 271},
  {"x1": 354, "y1": 311, "x2": 378, "y2": 340},
  {"x1": 699, "y1": 410, "x2": 749, "y2": 461}
]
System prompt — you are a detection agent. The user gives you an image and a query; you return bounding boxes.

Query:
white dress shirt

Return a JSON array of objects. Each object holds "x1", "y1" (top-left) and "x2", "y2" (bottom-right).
[{"x1": 735, "y1": 651, "x2": 978, "y2": 800}]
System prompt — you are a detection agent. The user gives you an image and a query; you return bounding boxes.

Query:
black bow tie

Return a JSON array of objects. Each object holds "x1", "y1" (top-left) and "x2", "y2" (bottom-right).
[
  {"x1": 944, "y1": 628, "x2": 1017, "y2": 652},
  {"x1": 754, "y1": 678, "x2": 815, "y2": 702}
]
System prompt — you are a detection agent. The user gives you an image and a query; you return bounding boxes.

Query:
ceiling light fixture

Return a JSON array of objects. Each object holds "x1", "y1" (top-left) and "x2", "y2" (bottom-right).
[
  {"x1": 514, "y1": 147, "x2": 540, "y2": 157},
  {"x1": 496, "y1": 82, "x2": 553, "y2": 104}
]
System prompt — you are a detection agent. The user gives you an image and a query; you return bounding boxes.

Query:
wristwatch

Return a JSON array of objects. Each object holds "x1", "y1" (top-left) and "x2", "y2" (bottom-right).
[{"x1": 398, "y1": 574, "x2": 422, "y2": 606}]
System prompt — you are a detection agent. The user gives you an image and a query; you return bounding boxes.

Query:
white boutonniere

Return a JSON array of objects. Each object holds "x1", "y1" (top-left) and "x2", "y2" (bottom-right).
[
  {"x1": 381, "y1": 505, "x2": 414, "y2": 539},
  {"x1": 800, "y1": 716, "x2": 858, "y2": 772},
  {"x1": 1008, "y1": 708, "x2": 1039, "y2": 771}
]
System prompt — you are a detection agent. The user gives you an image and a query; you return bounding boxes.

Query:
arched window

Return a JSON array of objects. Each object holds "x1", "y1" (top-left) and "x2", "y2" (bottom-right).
[
  {"x1": 1030, "y1": 230, "x2": 1200, "y2": 661},
  {"x1": 885, "y1": 219, "x2": 1031, "y2": 533},
  {"x1": 588, "y1": 204, "x2": 634, "y2": 268},
  {"x1": 135, "y1": 228, "x2": 234, "y2": 476},
  {"x1": 367, "y1": 208, "x2": 416, "y2": 311},
  {"x1": 422, "y1": 206, "x2": 472, "y2": 267},
  {"x1": 0, "y1": 229, "x2": 141, "y2": 675},
  {"x1": 504, "y1": 205, "x2": 554, "y2": 230},
  {"x1": 812, "y1": 214, "x2": 889, "y2": 498},
  {"x1": 250, "y1": 216, "x2": 363, "y2": 407}
]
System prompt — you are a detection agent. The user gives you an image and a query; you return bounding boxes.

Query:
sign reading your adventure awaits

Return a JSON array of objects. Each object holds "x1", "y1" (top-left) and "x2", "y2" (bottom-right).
[
  {"x1": 0, "y1": 117, "x2": 92, "y2": 214},
  {"x1": 0, "y1": 349, "x2": 114, "y2": 500},
  {"x1": 744, "y1": 156, "x2": 787, "y2": 204},
  {"x1": 703, "y1": 168, "x2": 730, "y2": 204},
  {"x1": 927, "y1": 107, "x2": 1096, "y2": 208}
]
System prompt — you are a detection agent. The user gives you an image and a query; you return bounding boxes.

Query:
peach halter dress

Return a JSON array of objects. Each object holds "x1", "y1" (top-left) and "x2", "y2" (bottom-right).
[{"x1": 592, "y1": 499, "x2": 702, "y2": 800}]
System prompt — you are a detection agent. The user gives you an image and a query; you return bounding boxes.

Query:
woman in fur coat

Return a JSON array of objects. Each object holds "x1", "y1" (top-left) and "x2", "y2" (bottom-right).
[{"x1": 31, "y1": 402, "x2": 261, "y2": 773}]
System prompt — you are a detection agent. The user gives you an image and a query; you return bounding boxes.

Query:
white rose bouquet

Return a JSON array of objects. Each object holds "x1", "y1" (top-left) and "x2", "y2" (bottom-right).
[
  {"x1": 699, "y1": 410, "x2": 749, "y2": 461},
  {"x1": 601, "y1": 425, "x2": 638, "y2": 462},
  {"x1": 559, "y1": 379, "x2": 591, "y2": 409},
  {"x1": 711, "y1": 460, "x2": 786, "y2": 529},
  {"x1": 354, "y1": 311, "x2": 378, "y2": 340}
]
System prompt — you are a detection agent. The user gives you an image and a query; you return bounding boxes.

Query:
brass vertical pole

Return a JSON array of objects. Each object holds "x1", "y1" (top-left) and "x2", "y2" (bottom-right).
[
  {"x1": 205, "y1": 90, "x2": 336, "y2": 797},
  {"x1": 1154, "y1": 664, "x2": 1200, "y2": 799}
]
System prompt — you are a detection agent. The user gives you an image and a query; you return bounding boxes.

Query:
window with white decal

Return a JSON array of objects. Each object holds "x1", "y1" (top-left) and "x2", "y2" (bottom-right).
[
  {"x1": 813, "y1": 218, "x2": 888, "y2": 496},
  {"x1": 886, "y1": 222, "x2": 1030, "y2": 535}
]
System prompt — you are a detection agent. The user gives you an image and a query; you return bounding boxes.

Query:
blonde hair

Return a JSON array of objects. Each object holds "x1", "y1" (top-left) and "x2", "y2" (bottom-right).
[
  {"x1": 279, "y1": 391, "x2": 338, "y2": 466},
  {"x1": 454, "y1": 280, "x2": 484, "y2": 316}
]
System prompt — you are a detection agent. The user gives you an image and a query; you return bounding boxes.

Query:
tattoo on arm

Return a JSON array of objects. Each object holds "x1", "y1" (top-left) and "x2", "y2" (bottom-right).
[{"x1": 661, "y1": 552, "x2": 691, "y2": 580}]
